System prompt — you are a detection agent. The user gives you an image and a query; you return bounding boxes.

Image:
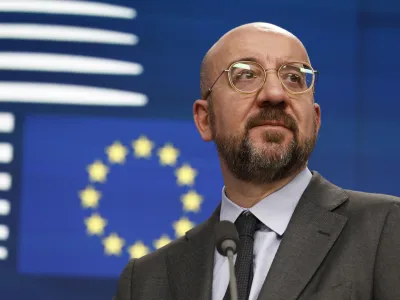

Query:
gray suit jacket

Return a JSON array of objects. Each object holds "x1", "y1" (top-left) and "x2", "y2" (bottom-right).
[{"x1": 114, "y1": 171, "x2": 400, "y2": 300}]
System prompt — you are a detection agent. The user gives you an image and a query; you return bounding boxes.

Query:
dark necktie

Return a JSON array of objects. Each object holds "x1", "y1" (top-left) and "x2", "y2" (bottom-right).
[{"x1": 223, "y1": 211, "x2": 260, "y2": 300}]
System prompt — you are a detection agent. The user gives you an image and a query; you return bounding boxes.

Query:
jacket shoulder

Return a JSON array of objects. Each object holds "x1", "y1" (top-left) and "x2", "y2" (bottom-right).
[
  {"x1": 344, "y1": 189, "x2": 400, "y2": 208},
  {"x1": 114, "y1": 236, "x2": 188, "y2": 299},
  {"x1": 336, "y1": 188, "x2": 400, "y2": 222},
  {"x1": 134, "y1": 235, "x2": 187, "y2": 270}
]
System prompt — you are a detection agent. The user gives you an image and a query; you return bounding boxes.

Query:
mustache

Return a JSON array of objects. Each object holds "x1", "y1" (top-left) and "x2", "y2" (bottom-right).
[{"x1": 246, "y1": 108, "x2": 298, "y2": 133}]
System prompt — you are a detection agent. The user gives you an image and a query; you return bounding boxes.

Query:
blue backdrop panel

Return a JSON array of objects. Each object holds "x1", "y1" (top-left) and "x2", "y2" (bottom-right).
[
  {"x1": 358, "y1": 27, "x2": 400, "y2": 195},
  {"x1": 362, "y1": 0, "x2": 400, "y2": 14}
]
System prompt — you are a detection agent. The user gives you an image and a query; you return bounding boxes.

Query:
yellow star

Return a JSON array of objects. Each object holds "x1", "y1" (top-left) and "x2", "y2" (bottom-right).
[
  {"x1": 173, "y1": 217, "x2": 195, "y2": 238},
  {"x1": 157, "y1": 143, "x2": 180, "y2": 166},
  {"x1": 181, "y1": 190, "x2": 203, "y2": 213},
  {"x1": 102, "y1": 233, "x2": 125, "y2": 256},
  {"x1": 106, "y1": 141, "x2": 128, "y2": 164},
  {"x1": 87, "y1": 160, "x2": 109, "y2": 183},
  {"x1": 79, "y1": 186, "x2": 102, "y2": 208},
  {"x1": 153, "y1": 234, "x2": 172, "y2": 250},
  {"x1": 132, "y1": 135, "x2": 154, "y2": 158},
  {"x1": 175, "y1": 164, "x2": 197, "y2": 186},
  {"x1": 128, "y1": 241, "x2": 150, "y2": 259},
  {"x1": 85, "y1": 213, "x2": 107, "y2": 236}
]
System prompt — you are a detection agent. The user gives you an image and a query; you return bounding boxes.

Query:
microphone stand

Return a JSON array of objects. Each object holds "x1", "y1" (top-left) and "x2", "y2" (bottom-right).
[{"x1": 226, "y1": 249, "x2": 238, "y2": 300}]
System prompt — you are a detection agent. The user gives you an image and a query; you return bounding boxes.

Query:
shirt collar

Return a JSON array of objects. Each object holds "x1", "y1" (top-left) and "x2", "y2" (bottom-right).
[{"x1": 220, "y1": 167, "x2": 312, "y2": 236}]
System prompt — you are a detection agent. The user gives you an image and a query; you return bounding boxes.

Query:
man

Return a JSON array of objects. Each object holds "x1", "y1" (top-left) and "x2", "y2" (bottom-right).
[{"x1": 114, "y1": 23, "x2": 400, "y2": 300}]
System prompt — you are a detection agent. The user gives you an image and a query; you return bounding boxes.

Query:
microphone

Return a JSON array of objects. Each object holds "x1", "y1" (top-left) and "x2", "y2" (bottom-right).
[{"x1": 215, "y1": 220, "x2": 240, "y2": 300}]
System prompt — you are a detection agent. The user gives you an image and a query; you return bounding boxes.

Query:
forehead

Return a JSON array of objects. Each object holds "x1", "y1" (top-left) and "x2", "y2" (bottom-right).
[{"x1": 215, "y1": 29, "x2": 309, "y2": 69}]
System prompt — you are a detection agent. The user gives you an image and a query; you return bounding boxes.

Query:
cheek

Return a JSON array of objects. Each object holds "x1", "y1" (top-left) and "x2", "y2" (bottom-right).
[
  {"x1": 214, "y1": 111, "x2": 240, "y2": 134},
  {"x1": 212, "y1": 97, "x2": 251, "y2": 133},
  {"x1": 292, "y1": 103, "x2": 317, "y2": 138},
  {"x1": 298, "y1": 111, "x2": 317, "y2": 138}
]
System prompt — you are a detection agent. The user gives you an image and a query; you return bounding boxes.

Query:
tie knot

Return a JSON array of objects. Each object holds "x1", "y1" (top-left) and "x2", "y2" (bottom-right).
[{"x1": 235, "y1": 211, "x2": 260, "y2": 238}]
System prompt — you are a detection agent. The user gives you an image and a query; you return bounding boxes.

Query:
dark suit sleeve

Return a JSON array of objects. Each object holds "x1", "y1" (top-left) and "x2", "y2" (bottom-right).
[
  {"x1": 373, "y1": 203, "x2": 400, "y2": 299},
  {"x1": 114, "y1": 259, "x2": 135, "y2": 300}
]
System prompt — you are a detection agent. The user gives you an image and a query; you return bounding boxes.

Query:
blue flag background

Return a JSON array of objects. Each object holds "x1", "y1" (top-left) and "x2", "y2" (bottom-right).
[{"x1": 18, "y1": 114, "x2": 222, "y2": 277}]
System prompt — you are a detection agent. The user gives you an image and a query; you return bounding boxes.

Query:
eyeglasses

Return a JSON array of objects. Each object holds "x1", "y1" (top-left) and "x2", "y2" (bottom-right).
[{"x1": 203, "y1": 60, "x2": 319, "y2": 99}]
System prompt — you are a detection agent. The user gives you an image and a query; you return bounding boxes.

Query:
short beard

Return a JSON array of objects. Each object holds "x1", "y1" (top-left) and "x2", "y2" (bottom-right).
[{"x1": 210, "y1": 105, "x2": 317, "y2": 185}]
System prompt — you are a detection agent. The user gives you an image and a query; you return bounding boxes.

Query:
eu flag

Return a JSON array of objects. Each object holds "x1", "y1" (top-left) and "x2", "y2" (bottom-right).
[{"x1": 17, "y1": 114, "x2": 223, "y2": 278}]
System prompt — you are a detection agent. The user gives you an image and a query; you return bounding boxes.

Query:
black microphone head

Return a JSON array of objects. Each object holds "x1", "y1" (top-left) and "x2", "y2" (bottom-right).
[{"x1": 215, "y1": 220, "x2": 239, "y2": 257}]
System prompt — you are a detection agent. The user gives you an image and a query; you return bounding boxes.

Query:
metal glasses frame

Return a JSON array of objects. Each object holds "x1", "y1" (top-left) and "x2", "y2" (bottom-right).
[{"x1": 203, "y1": 60, "x2": 319, "y2": 99}]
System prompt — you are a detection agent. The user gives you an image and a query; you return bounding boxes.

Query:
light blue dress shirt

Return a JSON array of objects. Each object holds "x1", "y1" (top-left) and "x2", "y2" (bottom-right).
[{"x1": 212, "y1": 167, "x2": 312, "y2": 300}]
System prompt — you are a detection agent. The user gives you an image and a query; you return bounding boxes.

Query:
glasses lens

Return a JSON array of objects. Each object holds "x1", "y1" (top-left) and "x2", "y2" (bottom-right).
[
  {"x1": 279, "y1": 63, "x2": 314, "y2": 93},
  {"x1": 229, "y1": 61, "x2": 264, "y2": 92}
]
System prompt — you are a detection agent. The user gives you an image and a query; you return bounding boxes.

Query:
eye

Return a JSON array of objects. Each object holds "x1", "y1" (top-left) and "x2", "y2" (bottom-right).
[
  {"x1": 287, "y1": 73, "x2": 301, "y2": 83},
  {"x1": 235, "y1": 70, "x2": 257, "y2": 80}
]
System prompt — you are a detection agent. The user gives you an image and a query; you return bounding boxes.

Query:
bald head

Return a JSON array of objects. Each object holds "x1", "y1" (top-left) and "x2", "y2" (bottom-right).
[{"x1": 200, "y1": 22, "x2": 310, "y2": 99}]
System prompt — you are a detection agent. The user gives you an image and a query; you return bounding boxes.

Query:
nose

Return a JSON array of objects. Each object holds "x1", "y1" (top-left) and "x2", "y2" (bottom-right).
[{"x1": 255, "y1": 71, "x2": 290, "y2": 107}]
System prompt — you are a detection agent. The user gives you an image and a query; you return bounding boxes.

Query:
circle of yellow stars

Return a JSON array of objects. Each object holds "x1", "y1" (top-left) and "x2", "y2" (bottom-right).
[{"x1": 78, "y1": 135, "x2": 204, "y2": 259}]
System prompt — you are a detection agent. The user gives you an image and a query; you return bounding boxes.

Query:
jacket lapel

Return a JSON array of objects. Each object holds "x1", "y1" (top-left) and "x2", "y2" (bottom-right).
[
  {"x1": 257, "y1": 172, "x2": 349, "y2": 300},
  {"x1": 166, "y1": 205, "x2": 220, "y2": 300}
]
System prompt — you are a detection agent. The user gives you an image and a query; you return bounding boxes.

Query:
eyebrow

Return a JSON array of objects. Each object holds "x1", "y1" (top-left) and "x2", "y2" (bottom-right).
[
  {"x1": 227, "y1": 56, "x2": 260, "y2": 67},
  {"x1": 227, "y1": 55, "x2": 300, "y2": 68}
]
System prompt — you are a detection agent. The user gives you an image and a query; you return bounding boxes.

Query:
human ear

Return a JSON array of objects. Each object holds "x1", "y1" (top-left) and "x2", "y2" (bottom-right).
[
  {"x1": 313, "y1": 103, "x2": 321, "y2": 132},
  {"x1": 193, "y1": 99, "x2": 213, "y2": 141}
]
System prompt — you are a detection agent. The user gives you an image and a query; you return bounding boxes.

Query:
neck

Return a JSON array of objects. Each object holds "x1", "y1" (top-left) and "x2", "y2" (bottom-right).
[{"x1": 222, "y1": 165, "x2": 307, "y2": 208}]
